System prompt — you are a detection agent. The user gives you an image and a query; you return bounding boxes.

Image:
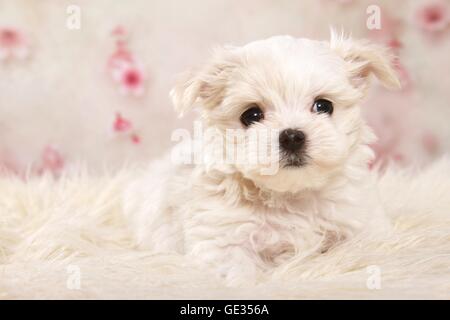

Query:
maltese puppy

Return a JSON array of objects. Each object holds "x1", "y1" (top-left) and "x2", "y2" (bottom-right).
[{"x1": 123, "y1": 32, "x2": 400, "y2": 285}]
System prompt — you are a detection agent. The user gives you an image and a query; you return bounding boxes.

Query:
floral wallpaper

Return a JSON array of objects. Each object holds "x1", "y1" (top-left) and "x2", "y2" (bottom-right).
[{"x1": 0, "y1": 0, "x2": 449, "y2": 176}]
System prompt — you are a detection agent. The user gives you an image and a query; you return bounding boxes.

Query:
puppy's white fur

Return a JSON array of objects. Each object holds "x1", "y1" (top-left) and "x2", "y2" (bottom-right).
[{"x1": 123, "y1": 33, "x2": 400, "y2": 285}]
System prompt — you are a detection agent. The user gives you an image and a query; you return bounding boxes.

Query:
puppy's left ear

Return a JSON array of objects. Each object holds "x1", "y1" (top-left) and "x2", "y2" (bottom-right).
[
  {"x1": 330, "y1": 32, "x2": 401, "y2": 90},
  {"x1": 170, "y1": 46, "x2": 239, "y2": 116}
]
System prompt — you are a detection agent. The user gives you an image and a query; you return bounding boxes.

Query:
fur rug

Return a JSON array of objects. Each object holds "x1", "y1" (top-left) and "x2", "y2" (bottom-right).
[{"x1": 0, "y1": 158, "x2": 449, "y2": 299}]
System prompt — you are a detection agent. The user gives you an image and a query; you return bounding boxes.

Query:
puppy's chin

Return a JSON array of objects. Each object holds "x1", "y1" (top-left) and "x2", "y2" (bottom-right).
[{"x1": 240, "y1": 163, "x2": 334, "y2": 194}]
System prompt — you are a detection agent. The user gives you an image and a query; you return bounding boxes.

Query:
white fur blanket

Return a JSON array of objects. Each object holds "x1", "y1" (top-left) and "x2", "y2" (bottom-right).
[{"x1": 0, "y1": 158, "x2": 449, "y2": 299}]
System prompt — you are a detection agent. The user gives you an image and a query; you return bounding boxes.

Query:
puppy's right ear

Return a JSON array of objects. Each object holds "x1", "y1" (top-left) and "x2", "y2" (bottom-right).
[{"x1": 170, "y1": 46, "x2": 239, "y2": 116}]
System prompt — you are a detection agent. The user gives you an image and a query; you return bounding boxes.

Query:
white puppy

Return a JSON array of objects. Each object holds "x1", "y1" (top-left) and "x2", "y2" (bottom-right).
[{"x1": 123, "y1": 33, "x2": 400, "y2": 285}]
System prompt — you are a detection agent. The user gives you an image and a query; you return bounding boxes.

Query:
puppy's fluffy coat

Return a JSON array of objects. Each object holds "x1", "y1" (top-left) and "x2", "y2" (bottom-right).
[{"x1": 123, "y1": 33, "x2": 400, "y2": 285}]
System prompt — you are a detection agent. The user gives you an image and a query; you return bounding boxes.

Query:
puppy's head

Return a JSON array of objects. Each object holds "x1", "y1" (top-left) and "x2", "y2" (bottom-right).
[{"x1": 171, "y1": 32, "x2": 400, "y2": 193}]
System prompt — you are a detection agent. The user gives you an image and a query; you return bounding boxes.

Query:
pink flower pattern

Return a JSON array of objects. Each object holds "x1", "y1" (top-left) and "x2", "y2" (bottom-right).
[
  {"x1": 113, "y1": 112, "x2": 132, "y2": 132},
  {"x1": 35, "y1": 145, "x2": 65, "y2": 176},
  {"x1": 107, "y1": 26, "x2": 145, "y2": 146},
  {"x1": 0, "y1": 13, "x2": 444, "y2": 176},
  {"x1": 415, "y1": 0, "x2": 450, "y2": 33},
  {"x1": 112, "y1": 113, "x2": 141, "y2": 144},
  {"x1": 112, "y1": 62, "x2": 146, "y2": 96},
  {"x1": 0, "y1": 27, "x2": 29, "y2": 61},
  {"x1": 108, "y1": 26, "x2": 147, "y2": 97}
]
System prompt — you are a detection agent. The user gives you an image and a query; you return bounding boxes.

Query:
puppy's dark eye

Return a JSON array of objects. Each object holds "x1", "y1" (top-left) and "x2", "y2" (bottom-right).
[
  {"x1": 240, "y1": 104, "x2": 264, "y2": 127},
  {"x1": 312, "y1": 99, "x2": 333, "y2": 115}
]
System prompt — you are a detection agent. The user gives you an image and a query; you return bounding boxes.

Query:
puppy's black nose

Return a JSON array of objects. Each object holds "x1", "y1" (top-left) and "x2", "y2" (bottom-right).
[{"x1": 279, "y1": 129, "x2": 306, "y2": 152}]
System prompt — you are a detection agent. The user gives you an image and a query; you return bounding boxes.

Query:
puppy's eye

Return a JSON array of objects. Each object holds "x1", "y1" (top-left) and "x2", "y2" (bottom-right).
[
  {"x1": 240, "y1": 104, "x2": 264, "y2": 127},
  {"x1": 312, "y1": 99, "x2": 333, "y2": 115}
]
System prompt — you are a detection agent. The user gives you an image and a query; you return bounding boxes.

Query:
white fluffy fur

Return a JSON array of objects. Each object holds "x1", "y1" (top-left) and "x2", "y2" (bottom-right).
[
  {"x1": 0, "y1": 158, "x2": 449, "y2": 299},
  {"x1": 123, "y1": 35, "x2": 403, "y2": 285}
]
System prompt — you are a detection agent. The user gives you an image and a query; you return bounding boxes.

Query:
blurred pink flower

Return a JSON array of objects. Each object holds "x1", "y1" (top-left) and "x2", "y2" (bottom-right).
[
  {"x1": 130, "y1": 133, "x2": 141, "y2": 144},
  {"x1": 36, "y1": 145, "x2": 65, "y2": 176},
  {"x1": 112, "y1": 62, "x2": 146, "y2": 96},
  {"x1": 113, "y1": 113, "x2": 132, "y2": 132},
  {"x1": 107, "y1": 26, "x2": 147, "y2": 97},
  {"x1": 108, "y1": 47, "x2": 134, "y2": 69},
  {"x1": 415, "y1": 0, "x2": 450, "y2": 33},
  {"x1": 111, "y1": 25, "x2": 127, "y2": 38},
  {"x1": 112, "y1": 113, "x2": 141, "y2": 145},
  {"x1": 387, "y1": 38, "x2": 403, "y2": 52},
  {"x1": 0, "y1": 27, "x2": 29, "y2": 60}
]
